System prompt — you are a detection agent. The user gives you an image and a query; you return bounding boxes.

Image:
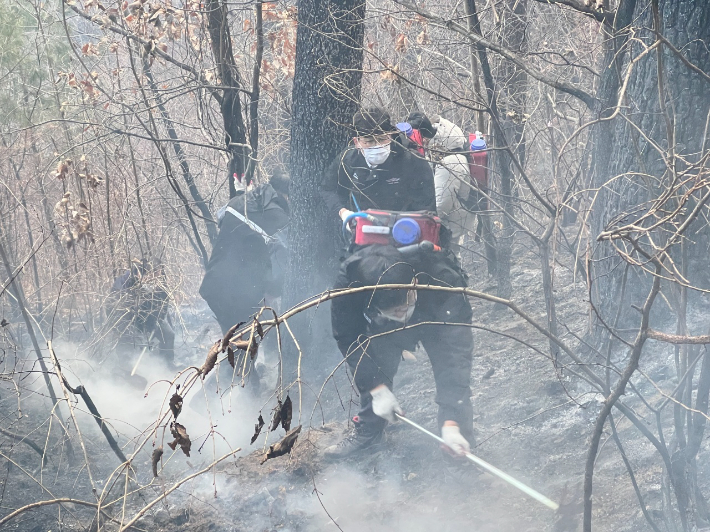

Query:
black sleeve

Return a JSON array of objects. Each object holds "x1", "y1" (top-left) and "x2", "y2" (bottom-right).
[
  {"x1": 331, "y1": 270, "x2": 367, "y2": 356},
  {"x1": 331, "y1": 266, "x2": 403, "y2": 391},
  {"x1": 200, "y1": 217, "x2": 271, "y2": 306},
  {"x1": 320, "y1": 151, "x2": 350, "y2": 217},
  {"x1": 411, "y1": 157, "x2": 436, "y2": 212},
  {"x1": 266, "y1": 237, "x2": 288, "y2": 297}
]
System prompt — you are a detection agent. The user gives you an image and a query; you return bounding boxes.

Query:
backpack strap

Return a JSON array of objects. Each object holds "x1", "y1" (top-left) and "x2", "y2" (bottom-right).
[{"x1": 224, "y1": 206, "x2": 276, "y2": 244}]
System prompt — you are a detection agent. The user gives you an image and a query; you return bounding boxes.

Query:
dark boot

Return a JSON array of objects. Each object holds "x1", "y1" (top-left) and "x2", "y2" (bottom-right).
[{"x1": 323, "y1": 416, "x2": 385, "y2": 459}]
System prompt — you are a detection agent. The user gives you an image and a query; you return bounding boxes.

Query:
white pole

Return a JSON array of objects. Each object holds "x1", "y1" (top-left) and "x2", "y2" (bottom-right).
[{"x1": 395, "y1": 413, "x2": 559, "y2": 511}]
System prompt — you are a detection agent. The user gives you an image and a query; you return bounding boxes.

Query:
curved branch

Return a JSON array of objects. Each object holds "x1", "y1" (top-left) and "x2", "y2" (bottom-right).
[{"x1": 0, "y1": 499, "x2": 99, "y2": 528}]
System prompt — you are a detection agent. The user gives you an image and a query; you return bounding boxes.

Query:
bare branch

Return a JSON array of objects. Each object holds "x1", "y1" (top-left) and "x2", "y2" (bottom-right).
[
  {"x1": 647, "y1": 329, "x2": 710, "y2": 345},
  {"x1": 529, "y1": 0, "x2": 613, "y2": 23},
  {"x1": 391, "y1": 0, "x2": 598, "y2": 109}
]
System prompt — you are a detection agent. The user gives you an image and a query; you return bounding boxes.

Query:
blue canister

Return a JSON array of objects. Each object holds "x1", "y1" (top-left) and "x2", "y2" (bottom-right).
[
  {"x1": 392, "y1": 218, "x2": 421, "y2": 245},
  {"x1": 396, "y1": 122, "x2": 413, "y2": 137},
  {"x1": 471, "y1": 138, "x2": 487, "y2": 151}
]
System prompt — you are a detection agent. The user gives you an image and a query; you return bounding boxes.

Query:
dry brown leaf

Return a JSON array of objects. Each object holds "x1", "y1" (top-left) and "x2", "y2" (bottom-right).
[
  {"x1": 233, "y1": 340, "x2": 247, "y2": 352},
  {"x1": 416, "y1": 29, "x2": 430, "y2": 45},
  {"x1": 200, "y1": 341, "x2": 221, "y2": 377},
  {"x1": 395, "y1": 33, "x2": 408, "y2": 53},
  {"x1": 151, "y1": 446, "x2": 163, "y2": 477},
  {"x1": 250, "y1": 414, "x2": 265, "y2": 445},
  {"x1": 232, "y1": 338, "x2": 257, "y2": 360},
  {"x1": 227, "y1": 345, "x2": 235, "y2": 368},
  {"x1": 87, "y1": 174, "x2": 103, "y2": 188},
  {"x1": 221, "y1": 321, "x2": 246, "y2": 350},
  {"x1": 169, "y1": 393, "x2": 183, "y2": 419},
  {"x1": 55, "y1": 160, "x2": 71, "y2": 180},
  {"x1": 167, "y1": 422, "x2": 191, "y2": 456},
  {"x1": 270, "y1": 399, "x2": 283, "y2": 432},
  {"x1": 260, "y1": 425, "x2": 301, "y2": 464},
  {"x1": 380, "y1": 64, "x2": 400, "y2": 83},
  {"x1": 280, "y1": 395, "x2": 292, "y2": 431},
  {"x1": 81, "y1": 42, "x2": 99, "y2": 56}
]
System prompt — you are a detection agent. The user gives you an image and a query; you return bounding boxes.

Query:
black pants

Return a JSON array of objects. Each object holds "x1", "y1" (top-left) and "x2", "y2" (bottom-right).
[{"x1": 342, "y1": 252, "x2": 475, "y2": 441}]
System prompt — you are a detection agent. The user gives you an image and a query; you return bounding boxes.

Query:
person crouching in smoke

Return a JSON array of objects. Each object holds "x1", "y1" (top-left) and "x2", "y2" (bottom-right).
[{"x1": 324, "y1": 244, "x2": 475, "y2": 459}]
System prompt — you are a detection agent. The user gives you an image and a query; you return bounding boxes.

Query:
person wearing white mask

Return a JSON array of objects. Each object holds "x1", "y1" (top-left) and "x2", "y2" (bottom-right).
[
  {"x1": 324, "y1": 245, "x2": 475, "y2": 459},
  {"x1": 321, "y1": 107, "x2": 436, "y2": 225}
]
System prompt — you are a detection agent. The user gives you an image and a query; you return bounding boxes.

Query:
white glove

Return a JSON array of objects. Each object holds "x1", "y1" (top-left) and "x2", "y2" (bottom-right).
[
  {"x1": 370, "y1": 385, "x2": 403, "y2": 423},
  {"x1": 339, "y1": 208, "x2": 355, "y2": 222},
  {"x1": 441, "y1": 424, "x2": 471, "y2": 457}
]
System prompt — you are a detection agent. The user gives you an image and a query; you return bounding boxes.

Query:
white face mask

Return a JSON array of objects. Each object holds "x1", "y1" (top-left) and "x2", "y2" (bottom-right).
[{"x1": 361, "y1": 144, "x2": 391, "y2": 166}]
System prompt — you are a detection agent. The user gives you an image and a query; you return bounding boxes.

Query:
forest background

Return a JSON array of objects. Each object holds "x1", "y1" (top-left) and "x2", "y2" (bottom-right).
[{"x1": 2, "y1": 0, "x2": 710, "y2": 530}]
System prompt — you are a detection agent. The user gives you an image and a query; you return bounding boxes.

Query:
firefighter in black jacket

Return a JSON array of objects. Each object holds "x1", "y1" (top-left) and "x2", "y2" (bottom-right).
[
  {"x1": 200, "y1": 172, "x2": 289, "y2": 335},
  {"x1": 325, "y1": 245, "x2": 475, "y2": 458},
  {"x1": 321, "y1": 107, "x2": 436, "y2": 222},
  {"x1": 322, "y1": 108, "x2": 475, "y2": 458}
]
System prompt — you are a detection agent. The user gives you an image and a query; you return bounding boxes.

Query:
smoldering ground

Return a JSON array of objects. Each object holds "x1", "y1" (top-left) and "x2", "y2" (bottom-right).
[
  {"x1": 53, "y1": 338, "x2": 279, "y2": 459},
  {"x1": 161, "y1": 418, "x2": 551, "y2": 532},
  {"x1": 0, "y1": 294, "x2": 569, "y2": 532}
]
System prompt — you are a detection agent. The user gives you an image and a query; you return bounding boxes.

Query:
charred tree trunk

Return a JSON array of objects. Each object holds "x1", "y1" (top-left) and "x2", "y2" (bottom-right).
[
  {"x1": 466, "y1": 0, "x2": 507, "y2": 282},
  {"x1": 588, "y1": 0, "x2": 710, "y2": 528},
  {"x1": 286, "y1": 0, "x2": 365, "y2": 374},
  {"x1": 590, "y1": 0, "x2": 710, "y2": 321},
  {"x1": 245, "y1": 0, "x2": 264, "y2": 185},
  {"x1": 205, "y1": 0, "x2": 249, "y2": 197},
  {"x1": 498, "y1": 0, "x2": 528, "y2": 167}
]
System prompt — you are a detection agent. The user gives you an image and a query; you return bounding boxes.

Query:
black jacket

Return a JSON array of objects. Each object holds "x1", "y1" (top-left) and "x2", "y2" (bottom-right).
[
  {"x1": 330, "y1": 245, "x2": 473, "y2": 429},
  {"x1": 321, "y1": 140, "x2": 436, "y2": 217},
  {"x1": 199, "y1": 184, "x2": 289, "y2": 315}
]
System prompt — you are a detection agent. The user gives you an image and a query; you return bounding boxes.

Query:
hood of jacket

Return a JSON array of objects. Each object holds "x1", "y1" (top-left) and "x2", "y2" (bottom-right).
[{"x1": 429, "y1": 117, "x2": 467, "y2": 153}]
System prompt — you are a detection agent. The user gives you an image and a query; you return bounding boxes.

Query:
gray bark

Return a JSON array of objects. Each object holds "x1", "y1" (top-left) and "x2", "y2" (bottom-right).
[{"x1": 286, "y1": 0, "x2": 365, "y2": 375}]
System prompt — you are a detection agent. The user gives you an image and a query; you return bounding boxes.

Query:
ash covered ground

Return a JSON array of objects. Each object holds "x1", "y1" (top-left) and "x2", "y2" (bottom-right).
[{"x1": 1, "y1": 233, "x2": 709, "y2": 532}]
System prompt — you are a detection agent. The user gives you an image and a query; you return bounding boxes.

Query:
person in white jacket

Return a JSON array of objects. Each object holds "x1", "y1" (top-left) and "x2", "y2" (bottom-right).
[{"x1": 408, "y1": 113, "x2": 473, "y2": 256}]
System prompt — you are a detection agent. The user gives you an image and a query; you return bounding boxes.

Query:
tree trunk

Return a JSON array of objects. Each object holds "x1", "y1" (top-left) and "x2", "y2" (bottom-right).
[
  {"x1": 588, "y1": 0, "x2": 710, "y2": 528},
  {"x1": 286, "y1": 0, "x2": 365, "y2": 375},
  {"x1": 590, "y1": 0, "x2": 710, "y2": 321},
  {"x1": 466, "y1": 0, "x2": 513, "y2": 288},
  {"x1": 245, "y1": 1, "x2": 265, "y2": 185},
  {"x1": 494, "y1": 0, "x2": 527, "y2": 299},
  {"x1": 205, "y1": 0, "x2": 249, "y2": 198}
]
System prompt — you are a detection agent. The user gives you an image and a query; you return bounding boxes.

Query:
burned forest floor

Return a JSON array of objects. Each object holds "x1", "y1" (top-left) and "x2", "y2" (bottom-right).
[{"x1": 2, "y1": 230, "x2": 710, "y2": 532}]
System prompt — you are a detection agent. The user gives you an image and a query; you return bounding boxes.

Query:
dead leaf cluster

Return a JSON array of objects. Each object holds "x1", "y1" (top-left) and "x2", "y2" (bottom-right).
[
  {"x1": 250, "y1": 414, "x2": 265, "y2": 445},
  {"x1": 205, "y1": 318, "x2": 265, "y2": 376},
  {"x1": 169, "y1": 393, "x2": 183, "y2": 419},
  {"x1": 167, "y1": 422, "x2": 191, "y2": 456},
  {"x1": 269, "y1": 396, "x2": 292, "y2": 433},
  {"x1": 54, "y1": 192, "x2": 94, "y2": 249}
]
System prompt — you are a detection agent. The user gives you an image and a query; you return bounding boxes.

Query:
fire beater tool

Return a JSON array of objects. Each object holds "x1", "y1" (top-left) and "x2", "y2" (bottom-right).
[
  {"x1": 395, "y1": 413, "x2": 559, "y2": 510},
  {"x1": 130, "y1": 330, "x2": 155, "y2": 377}
]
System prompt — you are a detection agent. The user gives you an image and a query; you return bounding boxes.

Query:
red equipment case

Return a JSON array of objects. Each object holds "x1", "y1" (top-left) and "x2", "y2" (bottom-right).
[
  {"x1": 468, "y1": 132, "x2": 489, "y2": 189},
  {"x1": 353, "y1": 210, "x2": 441, "y2": 247}
]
